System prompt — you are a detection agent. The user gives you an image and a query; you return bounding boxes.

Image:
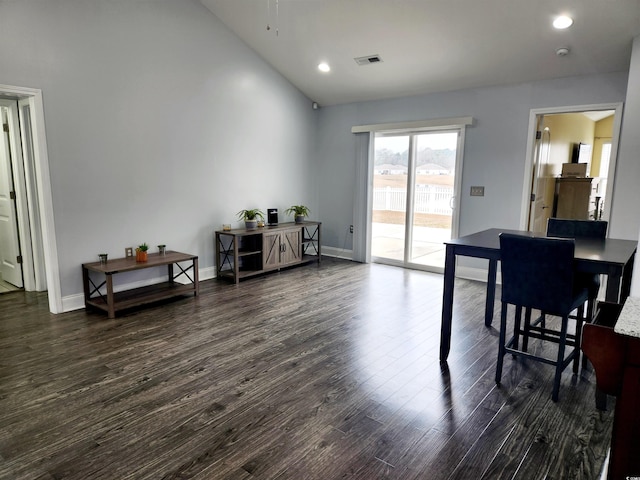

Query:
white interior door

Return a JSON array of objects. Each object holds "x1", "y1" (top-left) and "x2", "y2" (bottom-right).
[
  {"x1": 528, "y1": 121, "x2": 553, "y2": 233},
  {"x1": 0, "y1": 107, "x2": 24, "y2": 287}
]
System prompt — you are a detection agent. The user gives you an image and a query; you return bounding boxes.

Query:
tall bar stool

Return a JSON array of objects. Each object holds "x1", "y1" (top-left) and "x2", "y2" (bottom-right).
[
  {"x1": 546, "y1": 218, "x2": 608, "y2": 322},
  {"x1": 496, "y1": 233, "x2": 589, "y2": 402}
]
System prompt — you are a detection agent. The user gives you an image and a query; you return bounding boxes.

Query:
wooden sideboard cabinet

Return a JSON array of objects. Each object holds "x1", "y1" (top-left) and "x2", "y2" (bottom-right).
[
  {"x1": 263, "y1": 227, "x2": 301, "y2": 269},
  {"x1": 215, "y1": 221, "x2": 321, "y2": 284}
]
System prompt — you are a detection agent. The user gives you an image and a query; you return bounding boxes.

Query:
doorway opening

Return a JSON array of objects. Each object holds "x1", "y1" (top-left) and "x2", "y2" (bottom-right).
[
  {"x1": 523, "y1": 103, "x2": 623, "y2": 234},
  {"x1": 370, "y1": 129, "x2": 462, "y2": 272},
  {"x1": 0, "y1": 83, "x2": 60, "y2": 313}
]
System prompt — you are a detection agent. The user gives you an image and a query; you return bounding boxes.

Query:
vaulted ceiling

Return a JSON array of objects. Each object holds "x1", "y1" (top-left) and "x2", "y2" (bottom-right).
[{"x1": 201, "y1": 0, "x2": 640, "y2": 106}]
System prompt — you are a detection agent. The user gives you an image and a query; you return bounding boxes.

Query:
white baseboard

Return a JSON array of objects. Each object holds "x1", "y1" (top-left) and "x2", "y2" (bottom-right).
[
  {"x1": 322, "y1": 246, "x2": 354, "y2": 261},
  {"x1": 456, "y1": 265, "x2": 502, "y2": 285},
  {"x1": 62, "y1": 293, "x2": 87, "y2": 312}
]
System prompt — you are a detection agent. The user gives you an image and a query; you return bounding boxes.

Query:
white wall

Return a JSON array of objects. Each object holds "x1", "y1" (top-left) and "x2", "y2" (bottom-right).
[
  {"x1": 315, "y1": 72, "x2": 629, "y2": 252},
  {"x1": 612, "y1": 36, "x2": 640, "y2": 242},
  {"x1": 0, "y1": 0, "x2": 317, "y2": 300},
  {"x1": 617, "y1": 36, "x2": 640, "y2": 297}
]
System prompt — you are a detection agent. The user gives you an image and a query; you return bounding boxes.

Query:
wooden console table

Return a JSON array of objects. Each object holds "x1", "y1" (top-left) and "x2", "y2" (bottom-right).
[
  {"x1": 82, "y1": 251, "x2": 199, "y2": 318},
  {"x1": 215, "y1": 221, "x2": 321, "y2": 284}
]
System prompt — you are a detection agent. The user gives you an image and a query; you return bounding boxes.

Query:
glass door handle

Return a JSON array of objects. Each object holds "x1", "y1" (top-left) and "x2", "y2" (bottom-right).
[{"x1": 449, "y1": 195, "x2": 456, "y2": 210}]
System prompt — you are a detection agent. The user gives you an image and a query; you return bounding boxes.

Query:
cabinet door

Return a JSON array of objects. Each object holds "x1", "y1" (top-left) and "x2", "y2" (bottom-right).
[
  {"x1": 280, "y1": 229, "x2": 301, "y2": 266},
  {"x1": 263, "y1": 231, "x2": 281, "y2": 269}
]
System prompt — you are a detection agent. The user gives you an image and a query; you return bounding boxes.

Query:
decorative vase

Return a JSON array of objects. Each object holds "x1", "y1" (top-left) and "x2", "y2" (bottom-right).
[
  {"x1": 245, "y1": 219, "x2": 258, "y2": 229},
  {"x1": 136, "y1": 249, "x2": 148, "y2": 262},
  {"x1": 294, "y1": 214, "x2": 305, "y2": 224},
  {"x1": 158, "y1": 245, "x2": 166, "y2": 255}
]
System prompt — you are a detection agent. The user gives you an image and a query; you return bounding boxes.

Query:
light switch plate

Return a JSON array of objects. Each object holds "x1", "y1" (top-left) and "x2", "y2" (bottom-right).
[{"x1": 470, "y1": 186, "x2": 485, "y2": 196}]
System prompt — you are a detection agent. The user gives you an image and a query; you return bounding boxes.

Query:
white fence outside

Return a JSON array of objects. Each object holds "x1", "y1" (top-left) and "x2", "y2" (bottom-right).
[{"x1": 373, "y1": 185, "x2": 453, "y2": 215}]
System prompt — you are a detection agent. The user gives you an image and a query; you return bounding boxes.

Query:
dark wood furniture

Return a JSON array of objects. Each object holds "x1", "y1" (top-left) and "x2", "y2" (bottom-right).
[
  {"x1": 82, "y1": 251, "x2": 199, "y2": 318},
  {"x1": 215, "y1": 221, "x2": 321, "y2": 284},
  {"x1": 553, "y1": 177, "x2": 593, "y2": 219},
  {"x1": 582, "y1": 298, "x2": 640, "y2": 480},
  {"x1": 440, "y1": 228, "x2": 637, "y2": 362},
  {"x1": 495, "y1": 234, "x2": 588, "y2": 401},
  {"x1": 546, "y1": 218, "x2": 609, "y2": 322}
]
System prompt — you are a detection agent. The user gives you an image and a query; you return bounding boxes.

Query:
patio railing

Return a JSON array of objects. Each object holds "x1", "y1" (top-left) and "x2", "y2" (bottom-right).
[{"x1": 373, "y1": 185, "x2": 453, "y2": 215}]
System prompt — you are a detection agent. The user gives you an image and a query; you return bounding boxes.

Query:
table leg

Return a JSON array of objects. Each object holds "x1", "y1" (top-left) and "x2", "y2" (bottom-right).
[
  {"x1": 605, "y1": 268, "x2": 622, "y2": 303},
  {"x1": 440, "y1": 244, "x2": 456, "y2": 362},
  {"x1": 621, "y1": 252, "x2": 635, "y2": 303},
  {"x1": 82, "y1": 266, "x2": 90, "y2": 307},
  {"x1": 485, "y1": 259, "x2": 498, "y2": 327},
  {"x1": 193, "y1": 257, "x2": 199, "y2": 296},
  {"x1": 233, "y1": 236, "x2": 240, "y2": 285},
  {"x1": 106, "y1": 274, "x2": 115, "y2": 319}
]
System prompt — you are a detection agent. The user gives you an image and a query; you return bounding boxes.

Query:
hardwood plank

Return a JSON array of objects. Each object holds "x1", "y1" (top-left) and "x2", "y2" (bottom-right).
[{"x1": 0, "y1": 258, "x2": 613, "y2": 479}]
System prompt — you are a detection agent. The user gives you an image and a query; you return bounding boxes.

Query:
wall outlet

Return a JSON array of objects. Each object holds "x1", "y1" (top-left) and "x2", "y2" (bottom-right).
[
  {"x1": 350, "y1": 225, "x2": 354, "y2": 234},
  {"x1": 125, "y1": 247, "x2": 133, "y2": 257},
  {"x1": 470, "y1": 186, "x2": 485, "y2": 197}
]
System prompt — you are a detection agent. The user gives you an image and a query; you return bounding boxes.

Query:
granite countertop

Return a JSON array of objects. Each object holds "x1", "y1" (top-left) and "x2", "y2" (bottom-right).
[{"x1": 614, "y1": 296, "x2": 640, "y2": 338}]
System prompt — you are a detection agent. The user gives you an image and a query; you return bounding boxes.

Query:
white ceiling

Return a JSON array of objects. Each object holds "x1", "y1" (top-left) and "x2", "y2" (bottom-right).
[{"x1": 200, "y1": 0, "x2": 640, "y2": 107}]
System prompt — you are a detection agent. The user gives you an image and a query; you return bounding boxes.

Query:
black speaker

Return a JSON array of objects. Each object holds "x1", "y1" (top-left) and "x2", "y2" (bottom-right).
[{"x1": 267, "y1": 209, "x2": 278, "y2": 225}]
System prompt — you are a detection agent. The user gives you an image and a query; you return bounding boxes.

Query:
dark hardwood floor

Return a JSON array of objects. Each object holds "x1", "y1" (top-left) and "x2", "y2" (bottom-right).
[{"x1": 0, "y1": 258, "x2": 613, "y2": 479}]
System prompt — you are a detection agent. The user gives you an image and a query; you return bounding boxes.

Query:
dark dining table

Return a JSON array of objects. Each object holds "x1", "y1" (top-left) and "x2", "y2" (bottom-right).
[{"x1": 440, "y1": 228, "x2": 638, "y2": 362}]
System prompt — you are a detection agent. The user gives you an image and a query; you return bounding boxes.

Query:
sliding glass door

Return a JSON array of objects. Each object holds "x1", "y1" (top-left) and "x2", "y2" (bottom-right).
[{"x1": 371, "y1": 130, "x2": 460, "y2": 272}]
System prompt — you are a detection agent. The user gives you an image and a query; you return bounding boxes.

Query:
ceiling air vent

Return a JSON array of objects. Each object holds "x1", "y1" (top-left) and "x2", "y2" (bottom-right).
[{"x1": 354, "y1": 55, "x2": 383, "y2": 66}]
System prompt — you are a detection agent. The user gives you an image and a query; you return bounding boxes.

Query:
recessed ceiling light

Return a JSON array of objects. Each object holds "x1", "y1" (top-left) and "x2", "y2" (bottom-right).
[
  {"x1": 553, "y1": 15, "x2": 573, "y2": 29},
  {"x1": 318, "y1": 62, "x2": 331, "y2": 73}
]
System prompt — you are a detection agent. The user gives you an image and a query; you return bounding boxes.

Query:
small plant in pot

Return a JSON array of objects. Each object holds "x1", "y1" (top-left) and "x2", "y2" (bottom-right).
[
  {"x1": 237, "y1": 209, "x2": 265, "y2": 229},
  {"x1": 136, "y1": 243, "x2": 149, "y2": 262},
  {"x1": 285, "y1": 205, "x2": 311, "y2": 224}
]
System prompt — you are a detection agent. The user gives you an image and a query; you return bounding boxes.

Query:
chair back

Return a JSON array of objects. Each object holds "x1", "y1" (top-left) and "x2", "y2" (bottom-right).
[
  {"x1": 546, "y1": 218, "x2": 607, "y2": 239},
  {"x1": 499, "y1": 233, "x2": 576, "y2": 315}
]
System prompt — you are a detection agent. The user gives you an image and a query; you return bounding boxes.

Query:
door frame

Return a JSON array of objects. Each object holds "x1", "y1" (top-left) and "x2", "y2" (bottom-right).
[
  {"x1": 351, "y1": 116, "x2": 473, "y2": 264},
  {"x1": 369, "y1": 127, "x2": 466, "y2": 272},
  {"x1": 0, "y1": 83, "x2": 61, "y2": 314},
  {"x1": 0, "y1": 102, "x2": 24, "y2": 287},
  {"x1": 520, "y1": 102, "x2": 624, "y2": 230}
]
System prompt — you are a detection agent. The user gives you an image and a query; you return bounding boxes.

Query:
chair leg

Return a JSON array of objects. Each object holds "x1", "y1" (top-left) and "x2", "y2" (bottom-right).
[
  {"x1": 574, "y1": 304, "x2": 585, "y2": 373},
  {"x1": 522, "y1": 307, "x2": 532, "y2": 352},
  {"x1": 586, "y1": 297, "x2": 595, "y2": 323},
  {"x1": 495, "y1": 303, "x2": 508, "y2": 385},
  {"x1": 513, "y1": 306, "x2": 522, "y2": 351},
  {"x1": 552, "y1": 314, "x2": 570, "y2": 402}
]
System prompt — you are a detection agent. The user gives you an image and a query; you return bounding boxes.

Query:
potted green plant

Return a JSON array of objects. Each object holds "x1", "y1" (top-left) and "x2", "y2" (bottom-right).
[
  {"x1": 136, "y1": 243, "x2": 149, "y2": 262},
  {"x1": 285, "y1": 205, "x2": 310, "y2": 224},
  {"x1": 237, "y1": 209, "x2": 265, "y2": 229}
]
